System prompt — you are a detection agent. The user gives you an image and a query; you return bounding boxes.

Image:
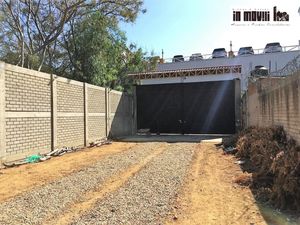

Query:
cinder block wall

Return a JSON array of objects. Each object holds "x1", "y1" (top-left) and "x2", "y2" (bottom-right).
[
  {"x1": 109, "y1": 90, "x2": 134, "y2": 137},
  {"x1": 56, "y1": 78, "x2": 85, "y2": 147},
  {"x1": 87, "y1": 84, "x2": 107, "y2": 143},
  {"x1": 0, "y1": 62, "x2": 134, "y2": 162},
  {"x1": 244, "y1": 71, "x2": 300, "y2": 143}
]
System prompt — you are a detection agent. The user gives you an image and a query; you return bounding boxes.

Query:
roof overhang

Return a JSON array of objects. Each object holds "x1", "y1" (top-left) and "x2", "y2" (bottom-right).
[{"x1": 128, "y1": 65, "x2": 242, "y2": 80}]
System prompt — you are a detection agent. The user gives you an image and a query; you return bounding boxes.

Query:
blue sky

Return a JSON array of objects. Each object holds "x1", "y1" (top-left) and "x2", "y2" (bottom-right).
[{"x1": 120, "y1": 0, "x2": 300, "y2": 59}]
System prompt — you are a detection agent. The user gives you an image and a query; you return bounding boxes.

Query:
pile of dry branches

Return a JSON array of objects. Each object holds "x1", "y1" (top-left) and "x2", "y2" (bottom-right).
[{"x1": 236, "y1": 126, "x2": 300, "y2": 210}]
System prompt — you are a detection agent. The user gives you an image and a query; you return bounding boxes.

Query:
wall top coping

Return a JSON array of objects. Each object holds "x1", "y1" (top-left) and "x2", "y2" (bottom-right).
[{"x1": 85, "y1": 83, "x2": 106, "y2": 91}]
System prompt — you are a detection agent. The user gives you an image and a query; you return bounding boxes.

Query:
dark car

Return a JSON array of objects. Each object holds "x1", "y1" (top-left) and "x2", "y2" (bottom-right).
[
  {"x1": 251, "y1": 65, "x2": 269, "y2": 76},
  {"x1": 212, "y1": 48, "x2": 227, "y2": 58},
  {"x1": 172, "y1": 55, "x2": 184, "y2": 62},
  {"x1": 238, "y1": 46, "x2": 254, "y2": 56}
]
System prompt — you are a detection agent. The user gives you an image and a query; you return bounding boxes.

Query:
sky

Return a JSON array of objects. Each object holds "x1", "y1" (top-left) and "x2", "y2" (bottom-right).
[{"x1": 120, "y1": 0, "x2": 300, "y2": 59}]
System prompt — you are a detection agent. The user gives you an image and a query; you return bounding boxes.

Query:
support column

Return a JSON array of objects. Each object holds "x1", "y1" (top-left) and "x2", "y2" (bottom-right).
[
  {"x1": 83, "y1": 83, "x2": 88, "y2": 146},
  {"x1": 132, "y1": 86, "x2": 137, "y2": 135},
  {"x1": 235, "y1": 78, "x2": 242, "y2": 132},
  {"x1": 51, "y1": 74, "x2": 57, "y2": 150},
  {"x1": 0, "y1": 62, "x2": 5, "y2": 161},
  {"x1": 105, "y1": 88, "x2": 110, "y2": 137}
]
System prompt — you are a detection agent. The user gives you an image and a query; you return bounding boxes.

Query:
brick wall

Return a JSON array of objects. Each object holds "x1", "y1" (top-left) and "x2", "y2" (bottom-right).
[
  {"x1": 56, "y1": 79, "x2": 85, "y2": 147},
  {"x1": 86, "y1": 84, "x2": 106, "y2": 143},
  {"x1": 109, "y1": 90, "x2": 134, "y2": 137},
  {"x1": 5, "y1": 70, "x2": 51, "y2": 112},
  {"x1": 244, "y1": 71, "x2": 300, "y2": 143},
  {"x1": 2, "y1": 63, "x2": 52, "y2": 160},
  {"x1": 6, "y1": 117, "x2": 51, "y2": 155},
  {"x1": 0, "y1": 62, "x2": 134, "y2": 162}
]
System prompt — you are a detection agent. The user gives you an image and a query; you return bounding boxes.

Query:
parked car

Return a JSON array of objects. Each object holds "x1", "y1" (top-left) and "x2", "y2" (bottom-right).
[
  {"x1": 251, "y1": 65, "x2": 269, "y2": 76},
  {"x1": 189, "y1": 53, "x2": 203, "y2": 61},
  {"x1": 212, "y1": 48, "x2": 227, "y2": 58},
  {"x1": 238, "y1": 46, "x2": 254, "y2": 56},
  {"x1": 263, "y1": 42, "x2": 282, "y2": 53},
  {"x1": 172, "y1": 55, "x2": 184, "y2": 62}
]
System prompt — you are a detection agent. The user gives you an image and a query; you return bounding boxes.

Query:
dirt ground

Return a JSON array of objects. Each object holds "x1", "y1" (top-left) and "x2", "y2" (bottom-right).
[
  {"x1": 166, "y1": 142, "x2": 268, "y2": 225},
  {"x1": 45, "y1": 143, "x2": 168, "y2": 225},
  {"x1": 0, "y1": 139, "x2": 298, "y2": 225},
  {"x1": 0, "y1": 142, "x2": 135, "y2": 202}
]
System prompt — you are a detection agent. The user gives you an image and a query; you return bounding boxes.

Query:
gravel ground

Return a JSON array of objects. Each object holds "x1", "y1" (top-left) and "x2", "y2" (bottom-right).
[
  {"x1": 0, "y1": 142, "x2": 161, "y2": 225},
  {"x1": 70, "y1": 143, "x2": 196, "y2": 225}
]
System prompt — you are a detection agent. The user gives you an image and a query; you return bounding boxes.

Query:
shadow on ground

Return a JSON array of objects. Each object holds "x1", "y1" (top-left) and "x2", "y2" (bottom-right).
[{"x1": 115, "y1": 134, "x2": 230, "y2": 143}]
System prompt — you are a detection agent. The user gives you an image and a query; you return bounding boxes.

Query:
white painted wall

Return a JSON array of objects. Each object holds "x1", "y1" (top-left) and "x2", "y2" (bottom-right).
[{"x1": 140, "y1": 50, "x2": 300, "y2": 91}]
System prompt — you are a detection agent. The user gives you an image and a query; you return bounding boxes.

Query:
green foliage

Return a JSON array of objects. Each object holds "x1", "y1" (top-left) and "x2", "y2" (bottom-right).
[
  {"x1": 67, "y1": 12, "x2": 148, "y2": 91},
  {"x1": 0, "y1": 0, "x2": 152, "y2": 91}
]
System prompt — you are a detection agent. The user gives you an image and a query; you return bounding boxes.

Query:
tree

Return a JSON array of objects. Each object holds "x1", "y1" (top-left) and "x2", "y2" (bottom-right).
[
  {"x1": 65, "y1": 12, "x2": 147, "y2": 91},
  {"x1": 0, "y1": 0, "x2": 152, "y2": 91},
  {"x1": 0, "y1": 0, "x2": 145, "y2": 71}
]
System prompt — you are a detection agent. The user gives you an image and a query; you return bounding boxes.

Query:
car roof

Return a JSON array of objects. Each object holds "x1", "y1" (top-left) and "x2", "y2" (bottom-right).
[
  {"x1": 173, "y1": 55, "x2": 183, "y2": 57},
  {"x1": 239, "y1": 46, "x2": 253, "y2": 50},
  {"x1": 266, "y1": 42, "x2": 281, "y2": 46},
  {"x1": 213, "y1": 48, "x2": 226, "y2": 51}
]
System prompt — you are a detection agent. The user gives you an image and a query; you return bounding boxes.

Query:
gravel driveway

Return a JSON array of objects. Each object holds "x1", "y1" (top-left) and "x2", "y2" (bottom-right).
[{"x1": 0, "y1": 142, "x2": 196, "y2": 225}]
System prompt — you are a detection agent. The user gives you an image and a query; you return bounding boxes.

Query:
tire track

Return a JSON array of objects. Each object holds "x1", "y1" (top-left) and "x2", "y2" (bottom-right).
[
  {"x1": 45, "y1": 144, "x2": 168, "y2": 225},
  {"x1": 0, "y1": 142, "x2": 136, "y2": 203},
  {"x1": 71, "y1": 143, "x2": 196, "y2": 225},
  {"x1": 0, "y1": 142, "x2": 164, "y2": 225}
]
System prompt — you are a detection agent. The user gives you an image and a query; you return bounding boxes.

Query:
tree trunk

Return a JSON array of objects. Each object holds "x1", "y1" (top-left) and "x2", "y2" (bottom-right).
[{"x1": 38, "y1": 48, "x2": 47, "y2": 71}]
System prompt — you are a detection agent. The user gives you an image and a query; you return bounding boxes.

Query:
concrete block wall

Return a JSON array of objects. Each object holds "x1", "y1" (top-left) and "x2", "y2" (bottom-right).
[
  {"x1": 244, "y1": 71, "x2": 300, "y2": 143},
  {"x1": 0, "y1": 62, "x2": 134, "y2": 162},
  {"x1": 86, "y1": 84, "x2": 107, "y2": 143},
  {"x1": 2, "y1": 63, "x2": 52, "y2": 161},
  {"x1": 56, "y1": 78, "x2": 85, "y2": 147},
  {"x1": 109, "y1": 90, "x2": 134, "y2": 137}
]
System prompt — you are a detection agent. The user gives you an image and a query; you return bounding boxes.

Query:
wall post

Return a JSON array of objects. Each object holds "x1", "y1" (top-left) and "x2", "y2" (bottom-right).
[
  {"x1": 0, "y1": 62, "x2": 6, "y2": 161},
  {"x1": 50, "y1": 74, "x2": 57, "y2": 151},
  {"x1": 83, "y1": 83, "x2": 88, "y2": 146},
  {"x1": 132, "y1": 86, "x2": 137, "y2": 135},
  {"x1": 105, "y1": 88, "x2": 110, "y2": 137},
  {"x1": 235, "y1": 78, "x2": 242, "y2": 132}
]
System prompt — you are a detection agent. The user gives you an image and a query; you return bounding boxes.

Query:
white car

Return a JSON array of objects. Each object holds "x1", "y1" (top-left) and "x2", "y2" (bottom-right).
[
  {"x1": 212, "y1": 48, "x2": 227, "y2": 58},
  {"x1": 238, "y1": 46, "x2": 254, "y2": 56},
  {"x1": 263, "y1": 42, "x2": 282, "y2": 53},
  {"x1": 189, "y1": 53, "x2": 203, "y2": 61}
]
